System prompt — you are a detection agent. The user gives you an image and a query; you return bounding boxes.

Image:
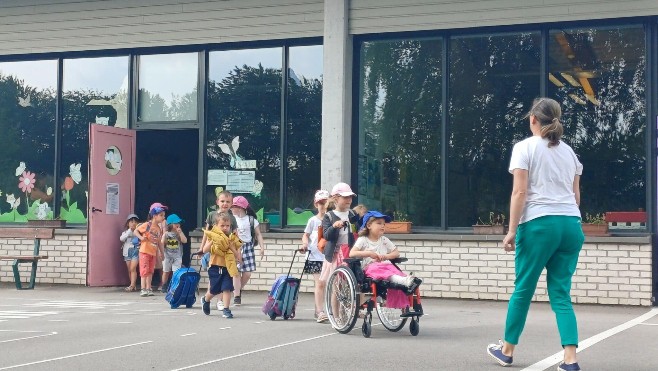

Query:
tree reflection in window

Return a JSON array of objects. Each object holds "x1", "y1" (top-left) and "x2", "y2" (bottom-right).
[
  {"x1": 448, "y1": 32, "x2": 541, "y2": 227},
  {"x1": 549, "y1": 26, "x2": 646, "y2": 217},
  {"x1": 358, "y1": 39, "x2": 443, "y2": 226}
]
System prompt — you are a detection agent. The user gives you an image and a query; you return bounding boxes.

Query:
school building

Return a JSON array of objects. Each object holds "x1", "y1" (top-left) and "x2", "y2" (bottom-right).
[{"x1": 0, "y1": 0, "x2": 656, "y2": 306}]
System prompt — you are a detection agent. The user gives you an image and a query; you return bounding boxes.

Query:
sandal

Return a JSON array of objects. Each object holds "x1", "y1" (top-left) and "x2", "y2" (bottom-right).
[{"x1": 124, "y1": 286, "x2": 136, "y2": 292}]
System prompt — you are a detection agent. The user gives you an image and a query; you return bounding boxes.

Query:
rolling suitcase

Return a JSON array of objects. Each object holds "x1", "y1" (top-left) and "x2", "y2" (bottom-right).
[
  {"x1": 165, "y1": 267, "x2": 200, "y2": 309},
  {"x1": 262, "y1": 250, "x2": 307, "y2": 320}
]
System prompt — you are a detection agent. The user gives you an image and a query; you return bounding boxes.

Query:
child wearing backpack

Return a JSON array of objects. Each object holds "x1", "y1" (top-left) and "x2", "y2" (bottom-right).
[
  {"x1": 319, "y1": 182, "x2": 359, "y2": 285},
  {"x1": 134, "y1": 204, "x2": 166, "y2": 297},
  {"x1": 301, "y1": 189, "x2": 330, "y2": 323},
  {"x1": 160, "y1": 213, "x2": 187, "y2": 293},
  {"x1": 119, "y1": 213, "x2": 140, "y2": 292},
  {"x1": 230, "y1": 196, "x2": 265, "y2": 305}
]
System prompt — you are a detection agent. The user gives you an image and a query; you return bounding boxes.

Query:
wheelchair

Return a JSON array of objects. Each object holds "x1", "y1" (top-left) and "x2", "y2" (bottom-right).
[{"x1": 324, "y1": 257, "x2": 423, "y2": 338}]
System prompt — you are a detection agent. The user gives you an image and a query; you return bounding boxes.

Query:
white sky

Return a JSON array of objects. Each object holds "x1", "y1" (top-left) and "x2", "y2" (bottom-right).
[{"x1": 0, "y1": 45, "x2": 323, "y2": 98}]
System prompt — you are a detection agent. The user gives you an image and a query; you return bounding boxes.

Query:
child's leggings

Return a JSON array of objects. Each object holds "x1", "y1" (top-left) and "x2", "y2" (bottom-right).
[{"x1": 504, "y1": 215, "x2": 584, "y2": 347}]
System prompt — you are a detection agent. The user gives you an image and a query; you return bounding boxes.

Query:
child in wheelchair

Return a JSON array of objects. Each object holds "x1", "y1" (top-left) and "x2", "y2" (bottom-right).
[{"x1": 349, "y1": 210, "x2": 420, "y2": 309}]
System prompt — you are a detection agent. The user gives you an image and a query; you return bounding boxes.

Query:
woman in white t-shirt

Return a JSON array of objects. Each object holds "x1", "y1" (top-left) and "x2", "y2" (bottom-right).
[
  {"x1": 487, "y1": 98, "x2": 584, "y2": 371},
  {"x1": 301, "y1": 189, "x2": 330, "y2": 323}
]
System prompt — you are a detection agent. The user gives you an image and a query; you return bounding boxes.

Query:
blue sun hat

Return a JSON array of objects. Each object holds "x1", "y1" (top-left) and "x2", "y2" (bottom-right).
[
  {"x1": 360, "y1": 210, "x2": 392, "y2": 231},
  {"x1": 166, "y1": 214, "x2": 184, "y2": 225}
]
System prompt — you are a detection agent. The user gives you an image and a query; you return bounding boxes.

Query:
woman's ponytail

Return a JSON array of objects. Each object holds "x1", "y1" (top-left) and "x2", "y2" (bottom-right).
[{"x1": 527, "y1": 98, "x2": 563, "y2": 147}]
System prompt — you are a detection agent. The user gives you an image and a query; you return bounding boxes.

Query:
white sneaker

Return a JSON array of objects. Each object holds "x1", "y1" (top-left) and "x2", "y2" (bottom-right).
[
  {"x1": 140, "y1": 289, "x2": 148, "y2": 297},
  {"x1": 404, "y1": 274, "x2": 415, "y2": 289},
  {"x1": 216, "y1": 300, "x2": 224, "y2": 311}
]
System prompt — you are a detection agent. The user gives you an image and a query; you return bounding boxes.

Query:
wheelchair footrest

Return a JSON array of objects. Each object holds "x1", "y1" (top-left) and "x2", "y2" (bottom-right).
[{"x1": 400, "y1": 311, "x2": 423, "y2": 318}]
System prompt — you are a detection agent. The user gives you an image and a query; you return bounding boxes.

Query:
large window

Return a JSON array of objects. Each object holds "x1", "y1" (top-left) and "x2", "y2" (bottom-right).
[
  {"x1": 357, "y1": 23, "x2": 648, "y2": 230},
  {"x1": 206, "y1": 48, "x2": 283, "y2": 225},
  {"x1": 548, "y1": 26, "x2": 646, "y2": 216},
  {"x1": 286, "y1": 45, "x2": 323, "y2": 225},
  {"x1": 138, "y1": 52, "x2": 199, "y2": 122},
  {"x1": 0, "y1": 60, "x2": 57, "y2": 222},
  {"x1": 357, "y1": 38, "x2": 443, "y2": 226},
  {"x1": 60, "y1": 56, "x2": 130, "y2": 223},
  {"x1": 448, "y1": 32, "x2": 541, "y2": 227}
]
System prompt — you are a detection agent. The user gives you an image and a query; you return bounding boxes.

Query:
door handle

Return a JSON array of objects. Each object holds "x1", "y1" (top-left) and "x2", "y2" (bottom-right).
[{"x1": 91, "y1": 207, "x2": 103, "y2": 213}]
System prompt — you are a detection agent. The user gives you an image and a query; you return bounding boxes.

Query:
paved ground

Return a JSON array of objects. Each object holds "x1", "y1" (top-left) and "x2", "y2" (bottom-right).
[{"x1": 0, "y1": 284, "x2": 656, "y2": 370}]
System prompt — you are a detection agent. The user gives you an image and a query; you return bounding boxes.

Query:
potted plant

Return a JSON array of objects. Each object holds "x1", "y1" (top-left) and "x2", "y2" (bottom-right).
[
  {"x1": 258, "y1": 218, "x2": 270, "y2": 233},
  {"x1": 385, "y1": 211, "x2": 412, "y2": 234},
  {"x1": 472, "y1": 212, "x2": 506, "y2": 235},
  {"x1": 581, "y1": 213, "x2": 608, "y2": 236}
]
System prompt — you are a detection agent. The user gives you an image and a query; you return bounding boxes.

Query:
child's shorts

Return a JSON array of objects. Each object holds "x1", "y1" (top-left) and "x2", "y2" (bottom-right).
[
  {"x1": 139, "y1": 252, "x2": 156, "y2": 277},
  {"x1": 124, "y1": 247, "x2": 139, "y2": 262},
  {"x1": 303, "y1": 260, "x2": 323, "y2": 274},
  {"x1": 163, "y1": 256, "x2": 182, "y2": 272},
  {"x1": 208, "y1": 265, "x2": 234, "y2": 295}
]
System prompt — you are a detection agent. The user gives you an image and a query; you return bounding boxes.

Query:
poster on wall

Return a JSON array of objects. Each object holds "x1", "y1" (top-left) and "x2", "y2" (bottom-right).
[
  {"x1": 106, "y1": 183, "x2": 119, "y2": 215},
  {"x1": 227, "y1": 171, "x2": 256, "y2": 193},
  {"x1": 207, "y1": 169, "x2": 228, "y2": 185}
]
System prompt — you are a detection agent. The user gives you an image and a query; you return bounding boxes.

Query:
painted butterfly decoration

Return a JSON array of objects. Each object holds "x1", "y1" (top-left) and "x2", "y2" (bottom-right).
[{"x1": 218, "y1": 136, "x2": 243, "y2": 168}]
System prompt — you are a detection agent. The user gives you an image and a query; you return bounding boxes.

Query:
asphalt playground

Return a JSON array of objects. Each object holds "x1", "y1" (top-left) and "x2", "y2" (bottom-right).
[{"x1": 0, "y1": 284, "x2": 656, "y2": 370}]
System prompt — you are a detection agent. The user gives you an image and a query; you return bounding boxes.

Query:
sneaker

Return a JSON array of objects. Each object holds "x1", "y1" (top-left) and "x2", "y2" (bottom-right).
[
  {"x1": 147, "y1": 289, "x2": 154, "y2": 296},
  {"x1": 201, "y1": 296, "x2": 210, "y2": 315},
  {"x1": 140, "y1": 289, "x2": 148, "y2": 297},
  {"x1": 557, "y1": 362, "x2": 581, "y2": 371},
  {"x1": 487, "y1": 340, "x2": 513, "y2": 367},
  {"x1": 217, "y1": 300, "x2": 224, "y2": 311},
  {"x1": 403, "y1": 274, "x2": 415, "y2": 289},
  {"x1": 222, "y1": 308, "x2": 234, "y2": 318},
  {"x1": 316, "y1": 312, "x2": 328, "y2": 323},
  {"x1": 234, "y1": 296, "x2": 241, "y2": 306}
]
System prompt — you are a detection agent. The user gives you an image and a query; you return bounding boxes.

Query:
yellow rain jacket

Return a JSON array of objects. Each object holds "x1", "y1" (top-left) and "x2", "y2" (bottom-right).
[{"x1": 204, "y1": 227, "x2": 242, "y2": 277}]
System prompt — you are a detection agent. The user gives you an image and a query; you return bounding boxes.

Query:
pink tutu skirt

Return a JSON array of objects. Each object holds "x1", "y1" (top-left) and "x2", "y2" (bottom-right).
[{"x1": 364, "y1": 263, "x2": 409, "y2": 309}]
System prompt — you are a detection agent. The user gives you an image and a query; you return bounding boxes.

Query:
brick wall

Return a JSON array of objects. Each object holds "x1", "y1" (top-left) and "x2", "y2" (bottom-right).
[
  {"x1": 190, "y1": 233, "x2": 653, "y2": 306},
  {"x1": 0, "y1": 229, "x2": 87, "y2": 286},
  {"x1": 1, "y1": 231, "x2": 653, "y2": 306}
]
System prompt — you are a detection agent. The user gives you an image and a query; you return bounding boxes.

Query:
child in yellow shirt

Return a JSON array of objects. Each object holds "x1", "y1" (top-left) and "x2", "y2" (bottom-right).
[{"x1": 201, "y1": 212, "x2": 243, "y2": 318}]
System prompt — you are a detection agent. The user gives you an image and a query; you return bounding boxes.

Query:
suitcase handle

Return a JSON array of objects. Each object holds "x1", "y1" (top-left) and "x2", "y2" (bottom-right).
[{"x1": 286, "y1": 249, "x2": 309, "y2": 281}]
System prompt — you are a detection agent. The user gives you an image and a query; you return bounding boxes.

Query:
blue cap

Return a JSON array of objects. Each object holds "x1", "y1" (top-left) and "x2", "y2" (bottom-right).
[
  {"x1": 360, "y1": 210, "x2": 392, "y2": 231},
  {"x1": 149, "y1": 207, "x2": 166, "y2": 216},
  {"x1": 166, "y1": 214, "x2": 184, "y2": 224}
]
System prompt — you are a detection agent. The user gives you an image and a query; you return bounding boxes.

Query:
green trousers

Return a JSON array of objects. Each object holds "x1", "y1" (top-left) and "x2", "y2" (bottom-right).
[{"x1": 504, "y1": 215, "x2": 584, "y2": 347}]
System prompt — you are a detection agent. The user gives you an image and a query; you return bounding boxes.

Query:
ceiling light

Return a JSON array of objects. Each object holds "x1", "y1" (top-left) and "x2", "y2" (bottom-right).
[
  {"x1": 549, "y1": 73, "x2": 564, "y2": 87},
  {"x1": 561, "y1": 73, "x2": 581, "y2": 87},
  {"x1": 569, "y1": 94, "x2": 586, "y2": 105},
  {"x1": 585, "y1": 94, "x2": 600, "y2": 106},
  {"x1": 579, "y1": 77, "x2": 594, "y2": 96}
]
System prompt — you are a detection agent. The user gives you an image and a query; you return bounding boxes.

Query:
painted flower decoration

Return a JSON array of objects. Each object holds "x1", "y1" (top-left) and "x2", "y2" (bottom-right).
[
  {"x1": 70, "y1": 163, "x2": 82, "y2": 184},
  {"x1": 6, "y1": 194, "x2": 20, "y2": 209},
  {"x1": 18, "y1": 171, "x2": 36, "y2": 193},
  {"x1": 36, "y1": 202, "x2": 51, "y2": 220},
  {"x1": 63, "y1": 176, "x2": 75, "y2": 191},
  {"x1": 46, "y1": 187, "x2": 52, "y2": 196},
  {"x1": 15, "y1": 162, "x2": 26, "y2": 177}
]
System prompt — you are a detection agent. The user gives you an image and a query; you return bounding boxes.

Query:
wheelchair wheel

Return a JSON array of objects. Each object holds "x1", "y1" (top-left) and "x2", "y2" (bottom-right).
[
  {"x1": 362, "y1": 314, "x2": 372, "y2": 338},
  {"x1": 325, "y1": 266, "x2": 359, "y2": 334},
  {"x1": 376, "y1": 299, "x2": 407, "y2": 332},
  {"x1": 410, "y1": 317, "x2": 420, "y2": 336}
]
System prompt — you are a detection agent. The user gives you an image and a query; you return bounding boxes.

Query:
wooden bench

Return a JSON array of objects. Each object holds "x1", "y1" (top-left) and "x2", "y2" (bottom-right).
[{"x1": 0, "y1": 228, "x2": 54, "y2": 290}]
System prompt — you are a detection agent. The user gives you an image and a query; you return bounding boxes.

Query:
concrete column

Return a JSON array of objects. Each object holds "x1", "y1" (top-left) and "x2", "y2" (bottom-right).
[{"x1": 321, "y1": 0, "x2": 353, "y2": 190}]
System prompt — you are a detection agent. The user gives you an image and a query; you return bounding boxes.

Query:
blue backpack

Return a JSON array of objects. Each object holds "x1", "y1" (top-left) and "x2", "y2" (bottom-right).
[{"x1": 165, "y1": 267, "x2": 201, "y2": 309}]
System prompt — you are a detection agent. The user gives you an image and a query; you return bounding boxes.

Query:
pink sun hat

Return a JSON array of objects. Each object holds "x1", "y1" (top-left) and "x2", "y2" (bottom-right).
[
  {"x1": 331, "y1": 182, "x2": 356, "y2": 197},
  {"x1": 314, "y1": 189, "x2": 330, "y2": 203},
  {"x1": 232, "y1": 196, "x2": 249, "y2": 209},
  {"x1": 149, "y1": 202, "x2": 168, "y2": 211}
]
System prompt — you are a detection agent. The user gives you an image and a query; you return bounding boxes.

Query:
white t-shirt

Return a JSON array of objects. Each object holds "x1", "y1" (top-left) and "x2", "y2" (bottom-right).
[
  {"x1": 331, "y1": 210, "x2": 351, "y2": 245},
  {"x1": 352, "y1": 236, "x2": 397, "y2": 268},
  {"x1": 235, "y1": 215, "x2": 259, "y2": 243},
  {"x1": 304, "y1": 216, "x2": 324, "y2": 262},
  {"x1": 509, "y1": 136, "x2": 583, "y2": 224}
]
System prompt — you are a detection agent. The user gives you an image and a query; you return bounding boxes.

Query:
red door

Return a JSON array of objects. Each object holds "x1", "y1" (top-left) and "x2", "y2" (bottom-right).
[{"x1": 88, "y1": 124, "x2": 136, "y2": 286}]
